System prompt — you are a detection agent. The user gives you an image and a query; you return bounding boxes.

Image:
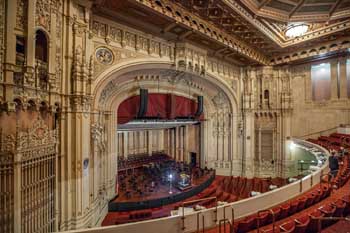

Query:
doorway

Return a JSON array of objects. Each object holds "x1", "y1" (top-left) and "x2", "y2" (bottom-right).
[{"x1": 190, "y1": 152, "x2": 197, "y2": 168}]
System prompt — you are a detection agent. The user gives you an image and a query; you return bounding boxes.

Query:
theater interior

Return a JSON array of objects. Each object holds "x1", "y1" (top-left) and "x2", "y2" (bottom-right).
[{"x1": 0, "y1": 0, "x2": 350, "y2": 232}]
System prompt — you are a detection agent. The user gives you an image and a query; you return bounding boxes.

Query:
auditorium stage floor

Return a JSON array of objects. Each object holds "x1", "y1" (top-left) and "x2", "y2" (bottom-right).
[{"x1": 113, "y1": 171, "x2": 211, "y2": 203}]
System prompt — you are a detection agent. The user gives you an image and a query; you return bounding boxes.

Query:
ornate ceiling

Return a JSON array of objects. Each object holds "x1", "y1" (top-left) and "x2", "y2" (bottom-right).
[{"x1": 92, "y1": 0, "x2": 350, "y2": 65}]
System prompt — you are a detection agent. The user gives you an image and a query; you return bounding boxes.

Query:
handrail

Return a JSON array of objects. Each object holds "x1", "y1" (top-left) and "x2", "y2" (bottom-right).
[
  {"x1": 313, "y1": 216, "x2": 350, "y2": 233},
  {"x1": 257, "y1": 209, "x2": 276, "y2": 233},
  {"x1": 219, "y1": 206, "x2": 235, "y2": 233},
  {"x1": 181, "y1": 196, "x2": 217, "y2": 231},
  {"x1": 196, "y1": 212, "x2": 204, "y2": 233}
]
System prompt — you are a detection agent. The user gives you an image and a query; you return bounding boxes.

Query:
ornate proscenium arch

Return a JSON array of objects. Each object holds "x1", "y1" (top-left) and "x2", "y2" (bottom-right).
[{"x1": 90, "y1": 61, "x2": 240, "y2": 200}]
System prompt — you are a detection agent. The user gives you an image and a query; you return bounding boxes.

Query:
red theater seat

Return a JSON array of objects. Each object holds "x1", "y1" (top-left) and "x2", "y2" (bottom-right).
[
  {"x1": 289, "y1": 200, "x2": 299, "y2": 215},
  {"x1": 305, "y1": 193, "x2": 315, "y2": 207},
  {"x1": 332, "y1": 199, "x2": 346, "y2": 217},
  {"x1": 279, "y1": 221, "x2": 295, "y2": 232},
  {"x1": 257, "y1": 211, "x2": 270, "y2": 228},
  {"x1": 279, "y1": 203, "x2": 290, "y2": 219},
  {"x1": 294, "y1": 215, "x2": 310, "y2": 233},
  {"x1": 236, "y1": 216, "x2": 257, "y2": 233},
  {"x1": 271, "y1": 206, "x2": 281, "y2": 221},
  {"x1": 261, "y1": 226, "x2": 280, "y2": 233},
  {"x1": 318, "y1": 204, "x2": 336, "y2": 227},
  {"x1": 341, "y1": 195, "x2": 350, "y2": 215},
  {"x1": 307, "y1": 210, "x2": 324, "y2": 233},
  {"x1": 297, "y1": 197, "x2": 307, "y2": 211}
]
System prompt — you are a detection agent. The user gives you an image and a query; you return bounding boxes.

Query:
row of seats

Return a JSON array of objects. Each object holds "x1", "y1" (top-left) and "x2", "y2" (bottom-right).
[
  {"x1": 261, "y1": 195, "x2": 350, "y2": 233},
  {"x1": 233, "y1": 153, "x2": 350, "y2": 233},
  {"x1": 218, "y1": 176, "x2": 287, "y2": 199},
  {"x1": 174, "y1": 176, "x2": 288, "y2": 210},
  {"x1": 307, "y1": 133, "x2": 350, "y2": 152}
]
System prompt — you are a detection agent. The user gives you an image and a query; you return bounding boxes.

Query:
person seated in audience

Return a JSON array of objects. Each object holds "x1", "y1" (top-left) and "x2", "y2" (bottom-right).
[{"x1": 328, "y1": 151, "x2": 339, "y2": 178}]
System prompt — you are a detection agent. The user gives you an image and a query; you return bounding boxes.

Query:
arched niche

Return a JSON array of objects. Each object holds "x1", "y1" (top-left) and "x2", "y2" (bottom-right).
[{"x1": 35, "y1": 30, "x2": 48, "y2": 62}]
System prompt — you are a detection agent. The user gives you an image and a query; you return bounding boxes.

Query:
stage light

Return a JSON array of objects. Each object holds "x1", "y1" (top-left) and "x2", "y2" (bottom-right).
[{"x1": 169, "y1": 174, "x2": 173, "y2": 179}]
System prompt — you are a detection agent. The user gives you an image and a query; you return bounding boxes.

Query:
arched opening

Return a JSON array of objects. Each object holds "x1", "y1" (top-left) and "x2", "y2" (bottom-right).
[
  {"x1": 264, "y1": 89, "x2": 270, "y2": 108},
  {"x1": 91, "y1": 63, "x2": 238, "y2": 225},
  {"x1": 35, "y1": 30, "x2": 49, "y2": 90},
  {"x1": 35, "y1": 30, "x2": 48, "y2": 62}
]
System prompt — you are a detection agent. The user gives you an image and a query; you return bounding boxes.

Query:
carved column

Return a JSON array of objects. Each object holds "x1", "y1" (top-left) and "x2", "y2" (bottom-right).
[
  {"x1": 330, "y1": 60, "x2": 339, "y2": 99},
  {"x1": 339, "y1": 58, "x2": 348, "y2": 99},
  {"x1": 3, "y1": 0, "x2": 17, "y2": 108},
  {"x1": 148, "y1": 130, "x2": 152, "y2": 156},
  {"x1": 123, "y1": 131, "x2": 128, "y2": 158},
  {"x1": 184, "y1": 125, "x2": 189, "y2": 163},
  {"x1": 305, "y1": 67, "x2": 312, "y2": 101}
]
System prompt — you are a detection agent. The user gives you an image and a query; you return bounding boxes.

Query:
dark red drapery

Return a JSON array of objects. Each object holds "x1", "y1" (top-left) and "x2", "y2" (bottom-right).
[{"x1": 117, "y1": 93, "x2": 204, "y2": 124}]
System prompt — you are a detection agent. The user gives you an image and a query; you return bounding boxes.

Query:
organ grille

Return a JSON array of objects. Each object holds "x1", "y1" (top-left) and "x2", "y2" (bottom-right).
[
  {"x1": 0, "y1": 151, "x2": 14, "y2": 233},
  {"x1": 0, "y1": 118, "x2": 58, "y2": 233}
]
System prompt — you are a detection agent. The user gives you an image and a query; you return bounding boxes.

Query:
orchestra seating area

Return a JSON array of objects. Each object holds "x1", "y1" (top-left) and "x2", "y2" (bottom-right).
[{"x1": 204, "y1": 133, "x2": 350, "y2": 233}]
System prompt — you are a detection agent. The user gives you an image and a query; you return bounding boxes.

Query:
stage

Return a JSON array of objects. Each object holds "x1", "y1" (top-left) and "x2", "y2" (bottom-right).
[{"x1": 109, "y1": 168, "x2": 215, "y2": 212}]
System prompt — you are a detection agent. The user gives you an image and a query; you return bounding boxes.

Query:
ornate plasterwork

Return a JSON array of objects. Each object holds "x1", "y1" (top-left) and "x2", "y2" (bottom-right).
[
  {"x1": 98, "y1": 79, "x2": 118, "y2": 107},
  {"x1": 36, "y1": 0, "x2": 51, "y2": 31},
  {"x1": 16, "y1": 0, "x2": 27, "y2": 30},
  {"x1": 91, "y1": 19, "x2": 174, "y2": 60},
  {"x1": 91, "y1": 123, "x2": 106, "y2": 151},
  {"x1": 0, "y1": 0, "x2": 4, "y2": 88},
  {"x1": 132, "y1": 0, "x2": 268, "y2": 64},
  {"x1": 212, "y1": 92, "x2": 229, "y2": 109},
  {"x1": 271, "y1": 37, "x2": 350, "y2": 65},
  {"x1": 17, "y1": 118, "x2": 57, "y2": 152},
  {"x1": 95, "y1": 47, "x2": 114, "y2": 65}
]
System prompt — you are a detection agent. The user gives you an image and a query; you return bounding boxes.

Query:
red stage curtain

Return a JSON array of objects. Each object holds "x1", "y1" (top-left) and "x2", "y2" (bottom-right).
[{"x1": 117, "y1": 94, "x2": 203, "y2": 124}]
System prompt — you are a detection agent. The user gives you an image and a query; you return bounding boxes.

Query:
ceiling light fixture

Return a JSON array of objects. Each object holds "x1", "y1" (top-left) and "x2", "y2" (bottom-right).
[{"x1": 285, "y1": 24, "x2": 309, "y2": 38}]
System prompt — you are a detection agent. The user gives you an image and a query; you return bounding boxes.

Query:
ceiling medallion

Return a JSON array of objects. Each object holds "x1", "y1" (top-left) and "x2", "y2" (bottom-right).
[
  {"x1": 95, "y1": 47, "x2": 114, "y2": 65},
  {"x1": 285, "y1": 24, "x2": 309, "y2": 38}
]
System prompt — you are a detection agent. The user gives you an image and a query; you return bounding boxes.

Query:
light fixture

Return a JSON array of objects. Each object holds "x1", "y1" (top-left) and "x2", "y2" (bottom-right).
[
  {"x1": 289, "y1": 142, "x2": 296, "y2": 150},
  {"x1": 285, "y1": 24, "x2": 309, "y2": 38}
]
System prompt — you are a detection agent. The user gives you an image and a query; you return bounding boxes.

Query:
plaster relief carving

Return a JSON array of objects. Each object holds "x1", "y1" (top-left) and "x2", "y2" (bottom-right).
[
  {"x1": 212, "y1": 92, "x2": 227, "y2": 108},
  {"x1": 95, "y1": 47, "x2": 114, "y2": 65},
  {"x1": 16, "y1": 0, "x2": 27, "y2": 30},
  {"x1": 36, "y1": 0, "x2": 51, "y2": 31}
]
